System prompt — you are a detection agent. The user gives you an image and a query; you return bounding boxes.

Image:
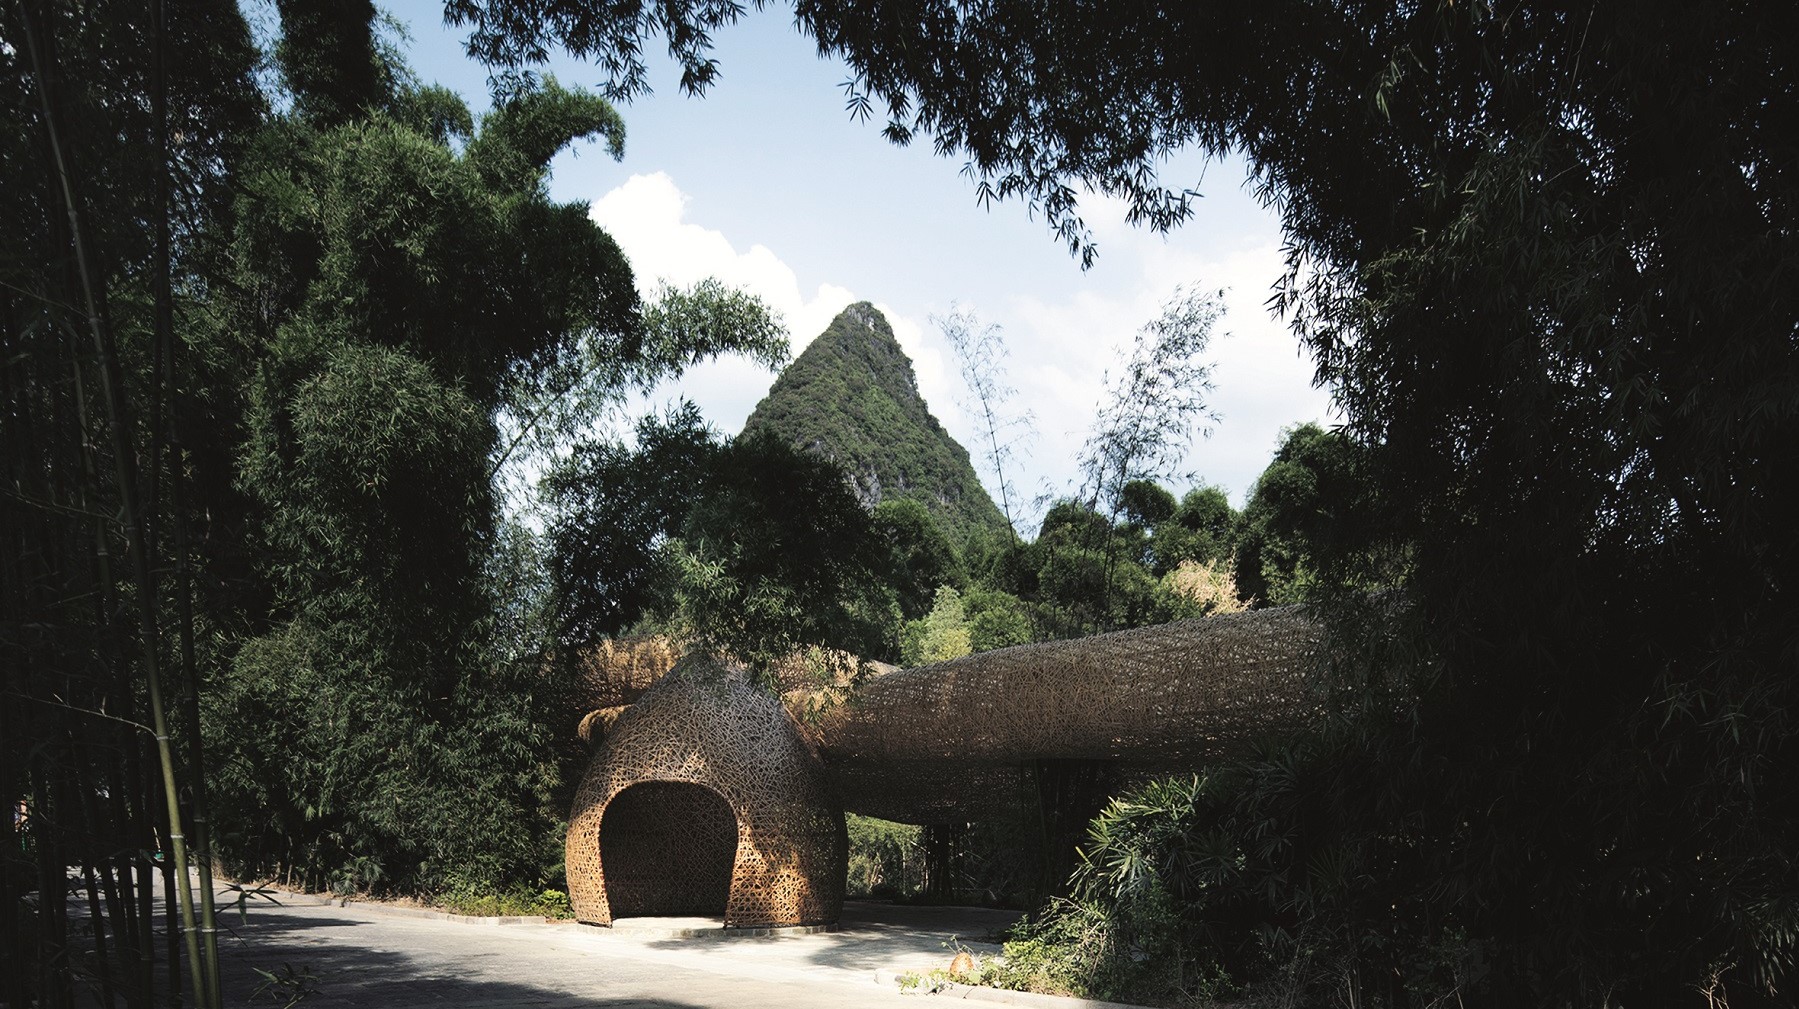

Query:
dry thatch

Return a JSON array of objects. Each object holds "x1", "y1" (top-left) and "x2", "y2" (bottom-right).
[
  {"x1": 571, "y1": 637, "x2": 893, "y2": 733},
  {"x1": 574, "y1": 635, "x2": 682, "y2": 709}
]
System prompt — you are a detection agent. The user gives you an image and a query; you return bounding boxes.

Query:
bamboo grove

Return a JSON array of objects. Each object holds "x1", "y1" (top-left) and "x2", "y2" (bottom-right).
[
  {"x1": 2, "y1": 1, "x2": 785, "y2": 1004},
  {"x1": 4, "y1": 2, "x2": 254, "y2": 1005}
]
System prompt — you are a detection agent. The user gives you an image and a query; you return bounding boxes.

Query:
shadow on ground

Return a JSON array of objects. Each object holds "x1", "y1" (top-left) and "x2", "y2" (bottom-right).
[
  {"x1": 215, "y1": 905, "x2": 740, "y2": 1009},
  {"x1": 81, "y1": 884, "x2": 1006, "y2": 1008},
  {"x1": 635, "y1": 900, "x2": 1020, "y2": 973}
]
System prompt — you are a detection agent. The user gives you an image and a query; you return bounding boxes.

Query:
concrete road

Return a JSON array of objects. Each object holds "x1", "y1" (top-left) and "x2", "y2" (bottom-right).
[{"x1": 216, "y1": 898, "x2": 1021, "y2": 1008}]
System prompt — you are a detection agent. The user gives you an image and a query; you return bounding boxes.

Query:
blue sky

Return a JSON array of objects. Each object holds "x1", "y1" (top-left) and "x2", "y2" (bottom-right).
[{"x1": 390, "y1": 2, "x2": 1334, "y2": 520}]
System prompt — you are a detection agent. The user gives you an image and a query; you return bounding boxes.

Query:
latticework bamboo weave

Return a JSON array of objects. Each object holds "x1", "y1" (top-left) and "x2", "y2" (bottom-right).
[
  {"x1": 565, "y1": 657, "x2": 846, "y2": 928},
  {"x1": 565, "y1": 607, "x2": 1321, "y2": 925}
]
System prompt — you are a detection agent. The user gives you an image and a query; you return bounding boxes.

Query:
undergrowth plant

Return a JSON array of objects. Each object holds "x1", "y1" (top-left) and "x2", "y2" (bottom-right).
[{"x1": 434, "y1": 873, "x2": 574, "y2": 918}]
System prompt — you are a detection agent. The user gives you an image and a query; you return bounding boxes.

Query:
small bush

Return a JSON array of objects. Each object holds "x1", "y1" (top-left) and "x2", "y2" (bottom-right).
[
  {"x1": 973, "y1": 895, "x2": 1236, "y2": 1007},
  {"x1": 433, "y1": 874, "x2": 574, "y2": 919}
]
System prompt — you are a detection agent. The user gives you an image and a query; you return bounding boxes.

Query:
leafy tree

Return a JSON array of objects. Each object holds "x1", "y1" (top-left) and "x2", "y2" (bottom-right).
[
  {"x1": 980, "y1": 535, "x2": 1044, "y2": 601},
  {"x1": 490, "y1": 226, "x2": 786, "y2": 512},
  {"x1": 203, "y1": 60, "x2": 640, "y2": 891},
  {"x1": 1230, "y1": 423, "x2": 1385, "y2": 606},
  {"x1": 1036, "y1": 499, "x2": 1112, "y2": 551},
  {"x1": 1029, "y1": 500, "x2": 1120, "y2": 637},
  {"x1": 962, "y1": 585, "x2": 1033, "y2": 653},
  {"x1": 938, "y1": 304, "x2": 1034, "y2": 536},
  {"x1": 1116, "y1": 479, "x2": 1176, "y2": 529},
  {"x1": 900, "y1": 585, "x2": 974, "y2": 666},
  {"x1": 658, "y1": 428, "x2": 902, "y2": 670},
  {"x1": 1147, "y1": 484, "x2": 1237, "y2": 577},
  {"x1": 199, "y1": 11, "x2": 784, "y2": 898},
  {"x1": 1028, "y1": 499, "x2": 1177, "y2": 639},
  {"x1": 1033, "y1": 545, "x2": 1112, "y2": 638},
  {"x1": 273, "y1": 0, "x2": 385, "y2": 125},
  {"x1": 546, "y1": 407, "x2": 901, "y2": 674},
  {"x1": 1005, "y1": 489, "x2": 1236, "y2": 640},
  {"x1": 874, "y1": 497, "x2": 967, "y2": 620},
  {"x1": 1075, "y1": 287, "x2": 1222, "y2": 522},
  {"x1": 541, "y1": 403, "x2": 721, "y2": 644}
]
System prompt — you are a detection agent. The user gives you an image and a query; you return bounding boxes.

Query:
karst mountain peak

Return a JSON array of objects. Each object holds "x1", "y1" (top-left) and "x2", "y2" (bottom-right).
[{"x1": 742, "y1": 302, "x2": 1009, "y2": 544}]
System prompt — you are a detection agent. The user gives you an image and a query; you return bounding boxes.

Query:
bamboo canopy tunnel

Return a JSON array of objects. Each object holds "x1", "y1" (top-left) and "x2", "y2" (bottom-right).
[{"x1": 565, "y1": 606, "x2": 1323, "y2": 927}]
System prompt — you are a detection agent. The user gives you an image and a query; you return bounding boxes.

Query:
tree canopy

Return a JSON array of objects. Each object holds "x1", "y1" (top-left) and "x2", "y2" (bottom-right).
[
  {"x1": 447, "y1": 2, "x2": 1798, "y2": 1003},
  {"x1": 200, "y1": 40, "x2": 667, "y2": 896},
  {"x1": 545, "y1": 404, "x2": 901, "y2": 672},
  {"x1": 5, "y1": 6, "x2": 788, "y2": 1003}
]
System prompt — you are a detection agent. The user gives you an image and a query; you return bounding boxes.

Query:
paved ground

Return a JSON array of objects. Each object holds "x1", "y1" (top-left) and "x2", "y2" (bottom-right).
[{"x1": 214, "y1": 896, "x2": 1022, "y2": 1008}]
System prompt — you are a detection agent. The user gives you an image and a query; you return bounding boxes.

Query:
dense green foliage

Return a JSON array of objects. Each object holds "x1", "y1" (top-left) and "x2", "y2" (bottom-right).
[
  {"x1": 873, "y1": 497, "x2": 967, "y2": 620},
  {"x1": 6, "y1": 18, "x2": 787, "y2": 1006},
  {"x1": 545, "y1": 404, "x2": 901, "y2": 671},
  {"x1": 1233, "y1": 423, "x2": 1391, "y2": 606},
  {"x1": 195, "y1": 17, "x2": 784, "y2": 900},
  {"x1": 540, "y1": 319, "x2": 1317, "y2": 709},
  {"x1": 195, "y1": 45, "x2": 653, "y2": 893},
  {"x1": 844, "y1": 813, "x2": 924, "y2": 899},
  {"x1": 601, "y1": 288, "x2": 1289, "y2": 667},
  {"x1": 550, "y1": 409, "x2": 1271, "y2": 681},
  {"x1": 898, "y1": 585, "x2": 972, "y2": 666},
  {"x1": 743, "y1": 302, "x2": 1011, "y2": 545},
  {"x1": 984, "y1": 490, "x2": 1249, "y2": 642},
  {"x1": 457, "y1": 2, "x2": 1799, "y2": 1004}
]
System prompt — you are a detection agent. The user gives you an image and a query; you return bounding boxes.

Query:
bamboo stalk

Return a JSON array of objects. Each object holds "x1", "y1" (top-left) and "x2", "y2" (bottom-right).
[
  {"x1": 18, "y1": 5, "x2": 211, "y2": 1005},
  {"x1": 29, "y1": 767, "x2": 72, "y2": 1009},
  {"x1": 77, "y1": 777, "x2": 118, "y2": 1009},
  {"x1": 152, "y1": 0, "x2": 223, "y2": 1000},
  {"x1": 66, "y1": 213, "x2": 151, "y2": 1009}
]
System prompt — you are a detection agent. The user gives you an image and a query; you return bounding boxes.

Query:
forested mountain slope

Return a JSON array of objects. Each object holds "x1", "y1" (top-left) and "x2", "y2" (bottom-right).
[{"x1": 743, "y1": 302, "x2": 1009, "y2": 543}]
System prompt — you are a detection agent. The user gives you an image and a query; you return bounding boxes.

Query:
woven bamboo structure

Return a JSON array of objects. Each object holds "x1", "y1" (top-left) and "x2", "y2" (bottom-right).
[
  {"x1": 814, "y1": 605, "x2": 1322, "y2": 822},
  {"x1": 564, "y1": 607, "x2": 1321, "y2": 924},
  {"x1": 564, "y1": 656, "x2": 846, "y2": 928}
]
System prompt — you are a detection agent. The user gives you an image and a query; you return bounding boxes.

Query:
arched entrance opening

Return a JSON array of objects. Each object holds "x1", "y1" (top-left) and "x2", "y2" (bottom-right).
[{"x1": 599, "y1": 781, "x2": 739, "y2": 918}]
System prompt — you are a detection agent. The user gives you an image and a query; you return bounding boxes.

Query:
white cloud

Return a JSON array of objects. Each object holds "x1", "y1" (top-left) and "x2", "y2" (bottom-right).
[
  {"x1": 590, "y1": 172, "x2": 859, "y2": 431},
  {"x1": 991, "y1": 200, "x2": 1336, "y2": 510},
  {"x1": 586, "y1": 170, "x2": 1332, "y2": 521},
  {"x1": 590, "y1": 173, "x2": 965, "y2": 447}
]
